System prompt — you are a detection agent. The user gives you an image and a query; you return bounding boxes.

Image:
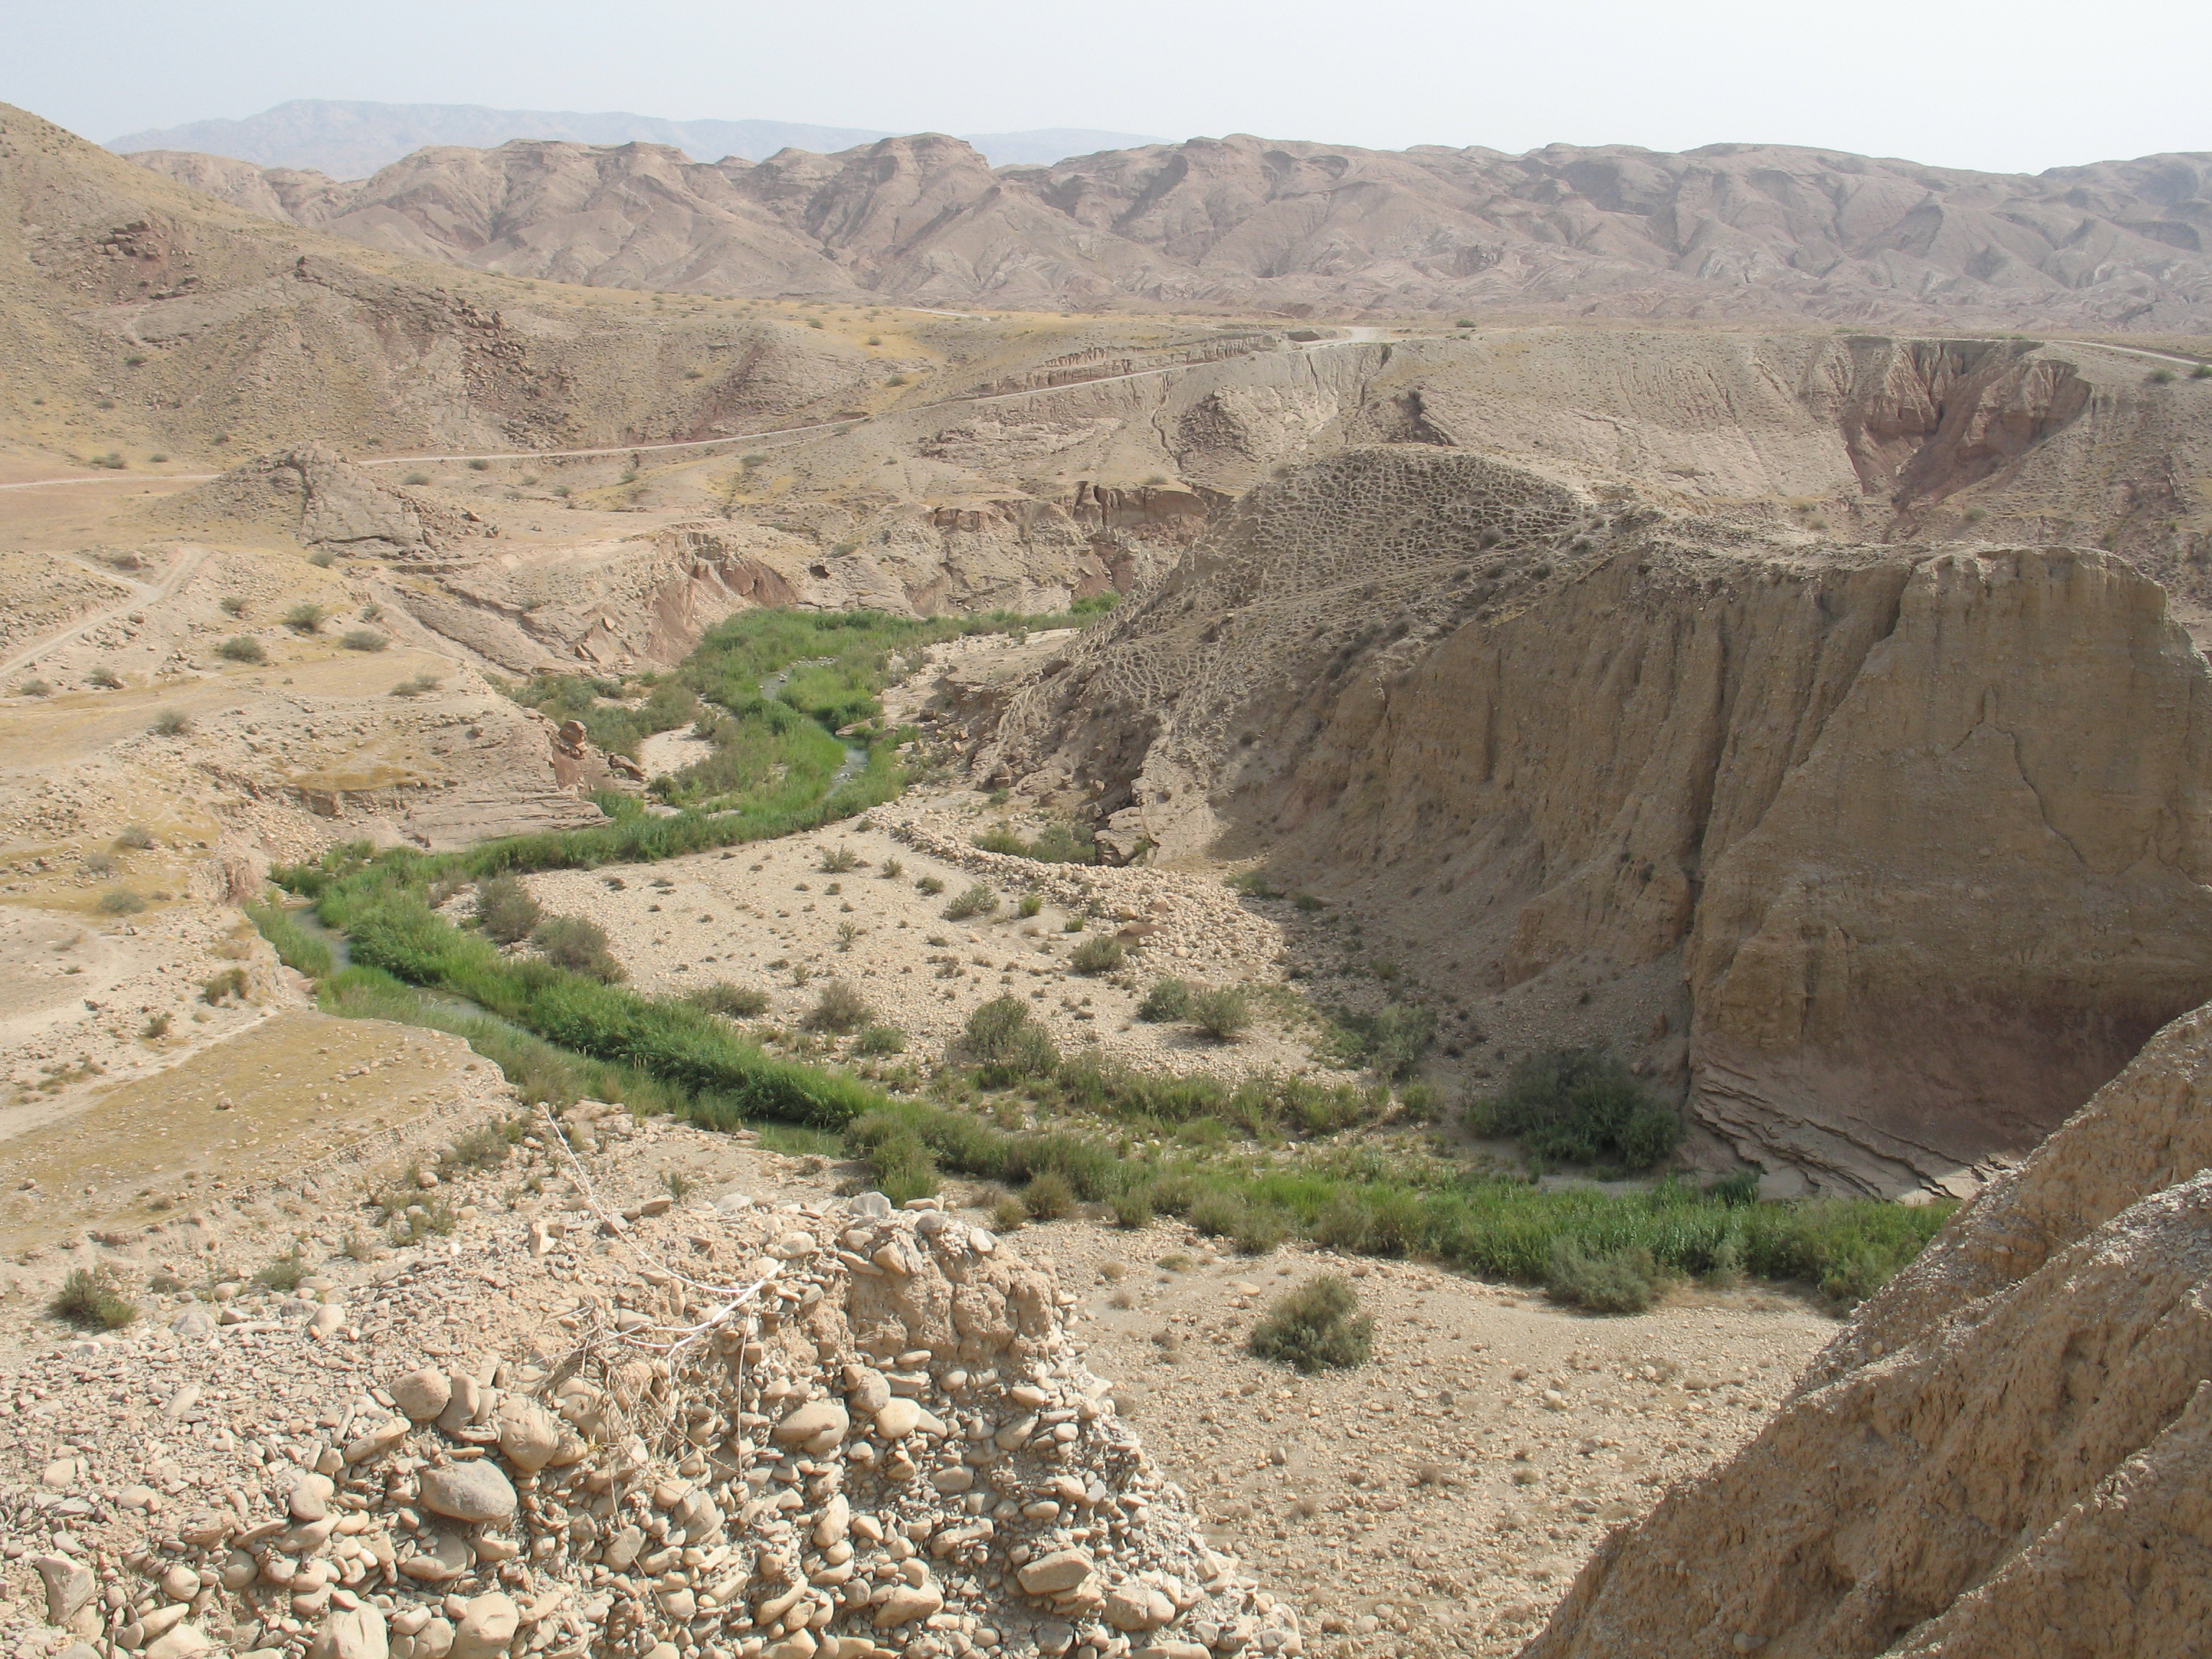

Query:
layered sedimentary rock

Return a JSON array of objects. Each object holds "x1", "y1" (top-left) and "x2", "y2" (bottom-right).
[
  {"x1": 1524, "y1": 997, "x2": 2212, "y2": 1658},
  {"x1": 984, "y1": 448, "x2": 2212, "y2": 1190}
]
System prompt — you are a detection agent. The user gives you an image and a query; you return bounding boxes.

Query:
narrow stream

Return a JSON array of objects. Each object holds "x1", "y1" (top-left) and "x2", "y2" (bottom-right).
[{"x1": 756, "y1": 659, "x2": 869, "y2": 786}]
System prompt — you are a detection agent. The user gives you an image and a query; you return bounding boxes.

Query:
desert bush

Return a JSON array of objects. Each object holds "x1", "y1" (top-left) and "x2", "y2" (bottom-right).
[
  {"x1": 818, "y1": 843, "x2": 863, "y2": 873},
  {"x1": 97, "y1": 889, "x2": 147, "y2": 915},
  {"x1": 1189, "y1": 985, "x2": 1251, "y2": 1040},
  {"x1": 1136, "y1": 979, "x2": 1191, "y2": 1022},
  {"x1": 390, "y1": 674, "x2": 443, "y2": 697},
  {"x1": 686, "y1": 982, "x2": 770, "y2": 1019},
  {"x1": 475, "y1": 873, "x2": 541, "y2": 944},
  {"x1": 917, "y1": 876, "x2": 945, "y2": 896},
  {"x1": 879, "y1": 858, "x2": 904, "y2": 878},
  {"x1": 1545, "y1": 1237, "x2": 1662, "y2": 1313},
  {"x1": 963, "y1": 995, "x2": 1059, "y2": 1084},
  {"x1": 467, "y1": 458, "x2": 490, "y2": 471},
  {"x1": 16, "y1": 679, "x2": 50, "y2": 698},
  {"x1": 403, "y1": 472, "x2": 431, "y2": 486},
  {"x1": 1069, "y1": 935, "x2": 1124, "y2": 974},
  {"x1": 992, "y1": 1194, "x2": 1028, "y2": 1231},
  {"x1": 1019, "y1": 892, "x2": 1043, "y2": 918},
  {"x1": 51, "y1": 1268, "x2": 138, "y2": 1331},
  {"x1": 201, "y1": 966, "x2": 248, "y2": 1003},
  {"x1": 1022, "y1": 1169, "x2": 1076, "y2": 1220},
  {"x1": 531, "y1": 915, "x2": 625, "y2": 982},
  {"x1": 142, "y1": 1012, "x2": 171, "y2": 1038},
  {"x1": 89, "y1": 667, "x2": 122, "y2": 688},
  {"x1": 944, "y1": 883, "x2": 999, "y2": 920},
  {"x1": 442, "y1": 1121, "x2": 516, "y2": 1172},
  {"x1": 1467, "y1": 1046, "x2": 1683, "y2": 1171},
  {"x1": 855, "y1": 1024, "x2": 907, "y2": 1056},
  {"x1": 307, "y1": 549, "x2": 336, "y2": 568},
  {"x1": 805, "y1": 979, "x2": 872, "y2": 1033},
  {"x1": 150, "y1": 710, "x2": 190, "y2": 736},
  {"x1": 115, "y1": 825, "x2": 155, "y2": 850},
  {"x1": 340, "y1": 629, "x2": 390, "y2": 652},
  {"x1": 219, "y1": 596, "x2": 248, "y2": 617},
  {"x1": 1250, "y1": 1276, "x2": 1372, "y2": 1372},
  {"x1": 1331, "y1": 1002, "x2": 1437, "y2": 1079},
  {"x1": 284, "y1": 603, "x2": 325, "y2": 633},
  {"x1": 847, "y1": 1112, "x2": 940, "y2": 1204},
  {"x1": 1109, "y1": 1188, "x2": 1155, "y2": 1229},
  {"x1": 253, "y1": 1246, "x2": 307, "y2": 1292}
]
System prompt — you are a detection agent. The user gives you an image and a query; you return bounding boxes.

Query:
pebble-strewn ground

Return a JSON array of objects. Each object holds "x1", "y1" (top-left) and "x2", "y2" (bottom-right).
[{"x1": 0, "y1": 1100, "x2": 1833, "y2": 1659}]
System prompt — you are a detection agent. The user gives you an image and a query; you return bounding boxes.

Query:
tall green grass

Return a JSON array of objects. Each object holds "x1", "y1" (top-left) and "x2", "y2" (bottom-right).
[{"x1": 244, "y1": 902, "x2": 332, "y2": 979}]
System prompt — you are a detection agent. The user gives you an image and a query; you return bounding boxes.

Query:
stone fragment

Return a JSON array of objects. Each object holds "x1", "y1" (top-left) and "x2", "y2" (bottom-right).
[
  {"x1": 289, "y1": 1473, "x2": 336, "y2": 1522},
  {"x1": 144, "y1": 1626, "x2": 212, "y2": 1659},
  {"x1": 493, "y1": 1397, "x2": 562, "y2": 1471},
  {"x1": 32, "y1": 1554, "x2": 94, "y2": 1624},
  {"x1": 874, "y1": 1398, "x2": 923, "y2": 1438},
  {"x1": 308, "y1": 1304, "x2": 346, "y2": 1339},
  {"x1": 392, "y1": 1368, "x2": 451, "y2": 1422},
  {"x1": 1017, "y1": 1550, "x2": 1094, "y2": 1596},
  {"x1": 420, "y1": 1462, "x2": 517, "y2": 1525},
  {"x1": 344, "y1": 1416, "x2": 410, "y2": 1464},
  {"x1": 873, "y1": 1582, "x2": 945, "y2": 1627},
  {"x1": 449, "y1": 1593, "x2": 518, "y2": 1659},
  {"x1": 774, "y1": 1398, "x2": 849, "y2": 1451},
  {"x1": 309, "y1": 1605, "x2": 390, "y2": 1659},
  {"x1": 845, "y1": 1367, "x2": 891, "y2": 1413}
]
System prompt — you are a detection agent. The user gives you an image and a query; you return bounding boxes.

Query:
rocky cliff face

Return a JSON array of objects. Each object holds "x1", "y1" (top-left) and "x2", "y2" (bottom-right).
[
  {"x1": 1524, "y1": 996, "x2": 2212, "y2": 1658},
  {"x1": 984, "y1": 448, "x2": 2212, "y2": 1192},
  {"x1": 133, "y1": 132, "x2": 2212, "y2": 329}
]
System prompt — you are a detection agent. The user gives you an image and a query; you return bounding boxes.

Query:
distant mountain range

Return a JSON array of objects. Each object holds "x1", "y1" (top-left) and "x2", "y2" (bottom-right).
[
  {"x1": 106, "y1": 99, "x2": 1162, "y2": 176},
  {"x1": 124, "y1": 127, "x2": 2212, "y2": 329}
]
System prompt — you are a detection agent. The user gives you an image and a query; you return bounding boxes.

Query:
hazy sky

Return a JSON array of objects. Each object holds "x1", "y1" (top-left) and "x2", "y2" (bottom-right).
[{"x1": 3, "y1": 0, "x2": 2204, "y2": 173}]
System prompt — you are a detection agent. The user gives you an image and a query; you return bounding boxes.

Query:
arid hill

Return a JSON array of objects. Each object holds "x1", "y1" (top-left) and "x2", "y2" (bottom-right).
[
  {"x1": 134, "y1": 132, "x2": 2212, "y2": 329},
  {"x1": 1525, "y1": 994, "x2": 2212, "y2": 1657}
]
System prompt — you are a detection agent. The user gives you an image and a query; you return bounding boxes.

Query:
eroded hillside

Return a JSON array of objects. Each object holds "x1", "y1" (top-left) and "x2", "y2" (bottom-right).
[
  {"x1": 979, "y1": 444, "x2": 2212, "y2": 1194},
  {"x1": 131, "y1": 132, "x2": 2212, "y2": 331}
]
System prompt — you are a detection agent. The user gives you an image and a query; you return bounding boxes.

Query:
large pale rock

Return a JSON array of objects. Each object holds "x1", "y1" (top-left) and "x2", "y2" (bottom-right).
[
  {"x1": 309, "y1": 1605, "x2": 389, "y2": 1659},
  {"x1": 774, "y1": 1399, "x2": 849, "y2": 1451},
  {"x1": 419, "y1": 1460, "x2": 517, "y2": 1525},
  {"x1": 448, "y1": 1593, "x2": 518, "y2": 1659},
  {"x1": 1017, "y1": 1550, "x2": 1095, "y2": 1596},
  {"x1": 1528, "y1": 998, "x2": 2212, "y2": 1658},
  {"x1": 31, "y1": 1555, "x2": 94, "y2": 1624},
  {"x1": 391, "y1": 1367, "x2": 451, "y2": 1422},
  {"x1": 493, "y1": 1397, "x2": 562, "y2": 1472}
]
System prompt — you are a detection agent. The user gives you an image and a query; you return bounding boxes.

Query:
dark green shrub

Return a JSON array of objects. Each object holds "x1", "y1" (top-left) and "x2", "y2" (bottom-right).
[
  {"x1": 1019, "y1": 892, "x2": 1043, "y2": 918},
  {"x1": 475, "y1": 873, "x2": 541, "y2": 944},
  {"x1": 855, "y1": 1024, "x2": 907, "y2": 1056},
  {"x1": 917, "y1": 876, "x2": 945, "y2": 896},
  {"x1": 1189, "y1": 985, "x2": 1251, "y2": 1040},
  {"x1": 1545, "y1": 1238, "x2": 1661, "y2": 1313},
  {"x1": 1136, "y1": 979, "x2": 1191, "y2": 1022},
  {"x1": 687, "y1": 982, "x2": 770, "y2": 1019},
  {"x1": 818, "y1": 843, "x2": 863, "y2": 873},
  {"x1": 245, "y1": 902, "x2": 333, "y2": 978},
  {"x1": 51, "y1": 1268, "x2": 138, "y2": 1330},
  {"x1": 805, "y1": 979, "x2": 872, "y2": 1033},
  {"x1": 1110, "y1": 1188, "x2": 1155, "y2": 1229},
  {"x1": 944, "y1": 884, "x2": 999, "y2": 920},
  {"x1": 1467, "y1": 1046, "x2": 1683, "y2": 1171},
  {"x1": 1331, "y1": 1002, "x2": 1437, "y2": 1079},
  {"x1": 1022, "y1": 1169, "x2": 1076, "y2": 1220},
  {"x1": 531, "y1": 915, "x2": 625, "y2": 982},
  {"x1": 848, "y1": 1113, "x2": 939, "y2": 1204},
  {"x1": 201, "y1": 966, "x2": 248, "y2": 1003},
  {"x1": 1250, "y1": 1277, "x2": 1372, "y2": 1372},
  {"x1": 963, "y1": 996, "x2": 1059, "y2": 1083},
  {"x1": 1069, "y1": 935, "x2": 1124, "y2": 974},
  {"x1": 284, "y1": 603, "x2": 325, "y2": 633}
]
